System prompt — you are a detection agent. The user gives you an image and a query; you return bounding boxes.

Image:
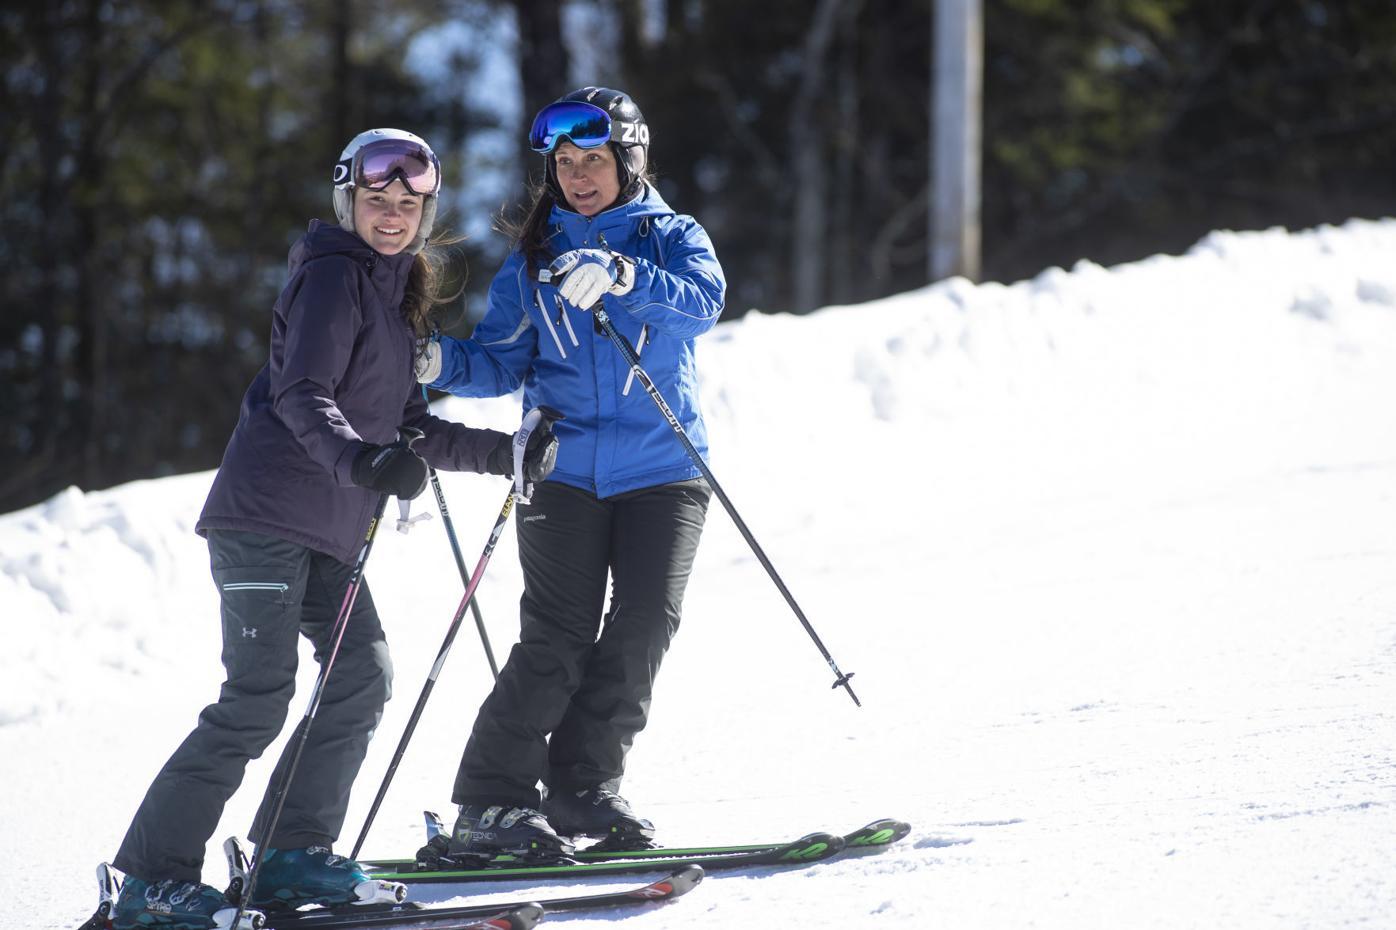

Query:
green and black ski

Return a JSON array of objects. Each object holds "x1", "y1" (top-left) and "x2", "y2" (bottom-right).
[{"x1": 361, "y1": 817, "x2": 910, "y2": 885}]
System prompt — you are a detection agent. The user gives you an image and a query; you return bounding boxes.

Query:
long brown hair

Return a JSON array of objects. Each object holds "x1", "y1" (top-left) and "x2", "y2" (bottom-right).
[
  {"x1": 495, "y1": 182, "x2": 561, "y2": 278},
  {"x1": 402, "y1": 228, "x2": 466, "y2": 339},
  {"x1": 347, "y1": 185, "x2": 463, "y2": 338},
  {"x1": 496, "y1": 154, "x2": 657, "y2": 276}
]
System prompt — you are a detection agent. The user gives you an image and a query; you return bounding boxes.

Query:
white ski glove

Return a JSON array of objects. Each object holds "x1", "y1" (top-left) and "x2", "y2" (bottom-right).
[
  {"x1": 549, "y1": 248, "x2": 635, "y2": 310},
  {"x1": 415, "y1": 338, "x2": 443, "y2": 383}
]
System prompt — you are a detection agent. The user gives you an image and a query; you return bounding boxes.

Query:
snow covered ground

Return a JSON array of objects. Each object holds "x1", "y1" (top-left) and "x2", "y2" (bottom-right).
[{"x1": 4, "y1": 219, "x2": 1395, "y2": 929}]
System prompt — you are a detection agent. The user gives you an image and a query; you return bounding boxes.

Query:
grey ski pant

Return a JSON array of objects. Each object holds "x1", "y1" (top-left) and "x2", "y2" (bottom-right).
[
  {"x1": 113, "y1": 529, "x2": 392, "y2": 882},
  {"x1": 451, "y1": 479, "x2": 710, "y2": 809}
]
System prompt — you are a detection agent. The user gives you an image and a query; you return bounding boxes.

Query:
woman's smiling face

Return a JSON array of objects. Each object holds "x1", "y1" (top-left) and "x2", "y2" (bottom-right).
[
  {"x1": 352, "y1": 179, "x2": 423, "y2": 255},
  {"x1": 553, "y1": 141, "x2": 621, "y2": 216}
]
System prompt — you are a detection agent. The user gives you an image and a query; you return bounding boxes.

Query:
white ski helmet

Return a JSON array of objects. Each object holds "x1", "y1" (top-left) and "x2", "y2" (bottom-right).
[{"x1": 332, "y1": 127, "x2": 441, "y2": 255}]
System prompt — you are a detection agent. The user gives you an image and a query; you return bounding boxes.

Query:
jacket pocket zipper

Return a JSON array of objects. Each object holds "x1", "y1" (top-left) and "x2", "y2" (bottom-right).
[
  {"x1": 553, "y1": 293, "x2": 581, "y2": 348},
  {"x1": 536, "y1": 290, "x2": 568, "y2": 359},
  {"x1": 622, "y1": 324, "x2": 649, "y2": 396}
]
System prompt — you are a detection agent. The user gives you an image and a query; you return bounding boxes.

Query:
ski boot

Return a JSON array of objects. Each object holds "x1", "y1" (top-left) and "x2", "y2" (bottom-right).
[
  {"x1": 543, "y1": 787, "x2": 657, "y2": 851},
  {"x1": 420, "y1": 803, "x2": 575, "y2": 869},
  {"x1": 111, "y1": 876, "x2": 264, "y2": 930},
  {"x1": 247, "y1": 847, "x2": 405, "y2": 910}
]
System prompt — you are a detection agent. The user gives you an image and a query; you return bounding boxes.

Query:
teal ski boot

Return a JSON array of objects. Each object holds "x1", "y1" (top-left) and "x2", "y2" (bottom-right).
[
  {"x1": 111, "y1": 876, "x2": 262, "y2": 930},
  {"x1": 246, "y1": 847, "x2": 404, "y2": 910}
]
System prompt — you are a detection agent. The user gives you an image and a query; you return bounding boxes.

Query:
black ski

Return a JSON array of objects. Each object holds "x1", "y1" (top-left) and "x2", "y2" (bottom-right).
[
  {"x1": 271, "y1": 904, "x2": 540, "y2": 930},
  {"x1": 361, "y1": 818, "x2": 910, "y2": 885},
  {"x1": 75, "y1": 865, "x2": 700, "y2": 930},
  {"x1": 266, "y1": 902, "x2": 541, "y2": 930},
  {"x1": 368, "y1": 831, "x2": 844, "y2": 884},
  {"x1": 263, "y1": 864, "x2": 702, "y2": 929}
]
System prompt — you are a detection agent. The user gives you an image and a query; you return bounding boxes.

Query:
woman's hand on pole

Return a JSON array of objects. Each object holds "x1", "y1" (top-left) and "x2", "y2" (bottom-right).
[
  {"x1": 350, "y1": 431, "x2": 429, "y2": 500},
  {"x1": 548, "y1": 248, "x2": 635, "y2": 309}
]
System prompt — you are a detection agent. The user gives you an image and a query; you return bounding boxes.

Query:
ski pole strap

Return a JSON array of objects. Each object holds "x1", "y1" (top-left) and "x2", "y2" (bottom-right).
[
  {"x1": 512, "y1": 406, "x2": 565, "y2": 504},
  {"x1": 512, "y1": 408, "x2": 545, "y2": 504}
]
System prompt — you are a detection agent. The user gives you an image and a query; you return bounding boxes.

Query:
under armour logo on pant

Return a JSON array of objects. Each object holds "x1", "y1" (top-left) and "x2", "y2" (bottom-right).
[{"x1": 242, "y1": 627, "x2": 257, "y2": 638}]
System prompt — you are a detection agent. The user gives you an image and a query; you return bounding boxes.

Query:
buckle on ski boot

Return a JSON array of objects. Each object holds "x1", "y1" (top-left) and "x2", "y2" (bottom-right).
[{"x1": 584, "y1": 822, "x2": 659, "y2": 853}]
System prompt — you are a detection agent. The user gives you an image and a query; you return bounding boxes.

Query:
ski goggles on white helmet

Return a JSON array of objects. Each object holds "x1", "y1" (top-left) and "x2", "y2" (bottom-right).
[
  {"x1": 333, "y1": 139, "x2": 441, "y2": 196},
  {"x1": 528, "y1": 101, "x2": 616, "y2": 154}
]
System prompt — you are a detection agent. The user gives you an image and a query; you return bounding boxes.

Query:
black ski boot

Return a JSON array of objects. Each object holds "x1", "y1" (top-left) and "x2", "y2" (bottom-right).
[
  {"x1": 422, "y1": 804, "x2": 574, "y2": 868},
  {"x1": 543, "y1": 787, "x2": 657, "y2": 851}
]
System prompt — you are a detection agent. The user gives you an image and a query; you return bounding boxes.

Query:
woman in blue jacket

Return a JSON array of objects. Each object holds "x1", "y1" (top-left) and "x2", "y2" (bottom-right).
[
  {"x1": 110, "y1": 129, "x2": 556, "y2": 930},
  {"x1": 416, "y1": 87, "x2": 725, "y2": 860}
]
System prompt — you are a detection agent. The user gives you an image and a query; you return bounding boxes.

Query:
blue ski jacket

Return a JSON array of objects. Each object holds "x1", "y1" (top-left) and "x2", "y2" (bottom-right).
[{"x1": 430, "y1": 186, "x2": 725, "y2": 498}]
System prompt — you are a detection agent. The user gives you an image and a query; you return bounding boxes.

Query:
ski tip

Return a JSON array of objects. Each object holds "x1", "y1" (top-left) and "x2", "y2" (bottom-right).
[
  {"x1": 666, "y1": 862, "x2": 706, "y2": 897},
  {"x1": 772, "y1": 831, "x2": 845, "y2": 863},
  {"x1": 844, "y1": 818, "x2": 913, "y2": 849},
  {"x1": 452, "y1": 904, "x2": 543, "y2": 930},
  {"x1": 501, "y1": 902, "x2": 545, "y2": 929},
  {"x1": 623, "y1": 862, "x2": 706, "y2": 903}
]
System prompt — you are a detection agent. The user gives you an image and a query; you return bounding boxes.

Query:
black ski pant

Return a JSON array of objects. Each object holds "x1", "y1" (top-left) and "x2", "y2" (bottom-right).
[
  {"x1": 113, "y1": 529, "x2": 393, "y2": 883},
  {"x1": 451, "y1": 479, "x2": 710, "y2": 809}
]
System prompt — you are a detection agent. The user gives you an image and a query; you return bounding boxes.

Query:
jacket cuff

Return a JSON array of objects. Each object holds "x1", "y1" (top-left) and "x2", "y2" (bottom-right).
[
  {"x1": 610, "y1": 255, "x2": 636, "y2": 296},
  {"x1": 334, "y1": 440, "x2": 372, "y2": 487}
]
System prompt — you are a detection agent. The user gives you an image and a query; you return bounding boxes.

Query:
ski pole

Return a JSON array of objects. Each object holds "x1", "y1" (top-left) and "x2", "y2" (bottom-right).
[
  {"x1": 429, "y1": 467, "x2": 500, "y2": 679},
  {"x1": 573, "y1": 286, "x2": 860, "y2": 707},
  {"x1": 348, "y1": 407, "x2": 562, "y2": 859},
  {"x1": 231, "y1": 427, "x2": 422, "y2": 927}
]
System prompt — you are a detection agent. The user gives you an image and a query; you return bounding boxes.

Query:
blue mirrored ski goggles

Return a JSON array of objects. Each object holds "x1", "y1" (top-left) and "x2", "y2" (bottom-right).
[{"x1": 528, "y1": 101, "x2": 613, "y2": 154}]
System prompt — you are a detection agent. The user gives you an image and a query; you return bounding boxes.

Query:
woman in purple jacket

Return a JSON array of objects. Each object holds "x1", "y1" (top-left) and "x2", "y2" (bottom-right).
[{"x1": 108, "y1": 129, "x2": 557, "y2": 930}]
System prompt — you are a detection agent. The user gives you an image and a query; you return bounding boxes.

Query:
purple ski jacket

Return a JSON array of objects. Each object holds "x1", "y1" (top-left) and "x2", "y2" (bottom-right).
[{"x1": 198, "y1": 220, "x2": 506, "y2": 564}]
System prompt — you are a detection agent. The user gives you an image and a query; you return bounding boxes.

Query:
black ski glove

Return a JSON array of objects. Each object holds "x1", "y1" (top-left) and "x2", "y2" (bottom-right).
[
  {"x1": 485, "y1": 423, "x2": 560, "y2": 483},
  {"x1": 351, "y1": 442, "x2": 430, "y2": 500}
]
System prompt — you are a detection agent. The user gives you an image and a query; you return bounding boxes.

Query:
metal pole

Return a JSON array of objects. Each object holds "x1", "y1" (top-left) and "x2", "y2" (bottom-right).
[
  {"x1": 931, "y1": 0, "x2": 983, "y2": 282},
  {"x1": 428, "y1": 468, "x2": 500, "y2": 679}
]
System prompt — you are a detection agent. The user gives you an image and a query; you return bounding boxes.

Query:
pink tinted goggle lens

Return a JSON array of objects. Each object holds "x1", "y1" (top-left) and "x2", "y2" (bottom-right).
[{"x1": 352, "y1": 140, "x2": 440, "y2": 196}]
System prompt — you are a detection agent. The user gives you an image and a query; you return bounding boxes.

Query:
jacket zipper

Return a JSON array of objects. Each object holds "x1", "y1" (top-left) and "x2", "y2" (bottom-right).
[
  {"x1": 536, "y1": 290, "x2": 568, "y2": 358},
  {"x1": 553, "y1": 293, "x2": 581, "y2": 348},
  {"x1": 622, "y1": 324, "x2": 648, "y2": 396}
]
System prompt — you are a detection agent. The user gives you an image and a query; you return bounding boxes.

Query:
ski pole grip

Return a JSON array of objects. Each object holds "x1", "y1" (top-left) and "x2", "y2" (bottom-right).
[
  {"x1": 512, "y1": 407, "x2": 565, "y2": 504},
  {"x1": 388, "y1": 427, "x2": 430, "y2": 529}
]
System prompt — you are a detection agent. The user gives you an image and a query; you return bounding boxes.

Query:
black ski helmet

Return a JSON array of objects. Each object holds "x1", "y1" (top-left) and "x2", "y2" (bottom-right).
[{"x1": 541, "y1": 86, "x2": 649, "y2": 205}]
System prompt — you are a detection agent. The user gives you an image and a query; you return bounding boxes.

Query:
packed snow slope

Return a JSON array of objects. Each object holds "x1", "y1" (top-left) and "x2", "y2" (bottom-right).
[{"x1": 4, "y1": 219, "x2": 1395, "y2": 930}]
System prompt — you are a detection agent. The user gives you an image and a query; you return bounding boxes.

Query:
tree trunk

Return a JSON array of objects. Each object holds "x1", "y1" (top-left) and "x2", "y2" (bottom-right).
[
  {"x1": 831, "y1": 0, "x2": 861, "y2": 305},
  {"x1": 76, "y1": 0, "x2": 106, "y2": 489},
  {"x1": 31, "y1": 3, "x2": 66, "y2": 489},
  {"x1": 788, "y1": 0, "x2": 854, "y2": 314},
  {"x1": 329, "y1": 0, "x2": 354, "y2": 149},
  {"x1": 514, "y1": 0, "x2": 568, "y2": 192}
]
